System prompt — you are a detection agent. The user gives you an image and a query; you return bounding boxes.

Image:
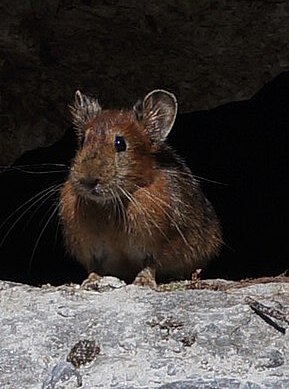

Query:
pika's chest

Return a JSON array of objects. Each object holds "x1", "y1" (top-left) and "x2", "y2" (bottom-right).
[
  {"x1": 60, "y1": 188, "x2": 150, "y2": 278},
  {"x1": 76, "y1": 217, "x2": 147, "y2": 274},
  {"x1": 85, "y1": 233, "x2": 147, "y2": 279}
]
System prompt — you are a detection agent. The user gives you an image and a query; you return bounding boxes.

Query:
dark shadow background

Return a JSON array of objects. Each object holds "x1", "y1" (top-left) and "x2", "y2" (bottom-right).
[{"x1": 1, "y1": 72, "x2": 289, "y2": 285}]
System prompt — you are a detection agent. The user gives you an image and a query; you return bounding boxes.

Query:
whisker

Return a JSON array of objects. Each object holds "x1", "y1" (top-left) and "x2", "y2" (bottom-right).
[
  {"x1": 0, "y1": 163, "x2": 68, "y2": 169},
  {"x1": 117, "y1": 187, "x2": 142, "y2": 232},
  {"x1": 119, "y1": 192, "x2": 128, "y2": 232},
  {"x1": 110, "y1": 188, "x2": 122, "y2": 227},
  {"x1": 23, "y1": 185, "x2": 62, "y2": 230},
  {"x1": 0, "y1": 183, "x2": 58, "y2": 231},
  {"x1": 118, "y1": 185, "x2": 172, "y2": 244},
  {"x1": 10, "y1": 168, "x2": 68, "y2": 175},
  {"x1": 0, "y1": 183, "x2": 61, "y2": 246},
  {"x1": 31, "y1": 190, "x2": 60, "y2": 230},
  {"x1": 108, "y1": 188, "x2": 116, "y2": 220},
  {"x1": 53, "y1": 214, "x2": 61, "y2": 251},
  {"x1": 120, "y1": 194, "x2": 128, "y2": 231},
  {"x1": 114, "y1": 186, "x2": 130, "y2": 233},
  {"x1": 28, "y1": 202, "x2": 60, "y2": 273},
  {"x1": 129, "y1": 189, "x2": 172, "y2": 244},
  {"x1": 0, "y1": 163, "x2": 68, "y2": 175},
  {"x1": 159, "y1": 169, "x2": 227, "y2": 186},
  {"x1": 192, "y1": 175, "x2": 227, "y2": 186},
  {"x1": 117, "y1": 186, "x2": 177, "y2": 269},
  {"x1": 135, "y1": 185, "x2": 193, "y2": 251}
]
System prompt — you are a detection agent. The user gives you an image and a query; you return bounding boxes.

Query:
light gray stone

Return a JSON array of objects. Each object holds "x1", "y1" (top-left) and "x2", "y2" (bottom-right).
[{"x1": 0, "y1": 280, "x2": 288, "y2": 388}]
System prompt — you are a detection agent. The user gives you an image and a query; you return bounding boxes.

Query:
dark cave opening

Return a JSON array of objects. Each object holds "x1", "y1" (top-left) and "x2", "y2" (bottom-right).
[{"x1": 1, "y1": 72, "x2": 289, "y2": 286}]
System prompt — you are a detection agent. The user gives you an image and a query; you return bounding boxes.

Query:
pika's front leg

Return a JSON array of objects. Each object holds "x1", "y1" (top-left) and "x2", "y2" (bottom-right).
[
  {"x1": 133, "y1": 254, "x2": 157, "y2": 289},
  {"x1": 81, "y1": 272, "x2": 102, "y2": 290},
  {"x1": 81, "y1": 272, "x2": 127, "y2": 291}
]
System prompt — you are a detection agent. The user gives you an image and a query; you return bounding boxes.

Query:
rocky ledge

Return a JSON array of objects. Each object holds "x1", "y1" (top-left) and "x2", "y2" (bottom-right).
[{"x1": 0, "y1": 278, "x2": 288, "y2": 388}]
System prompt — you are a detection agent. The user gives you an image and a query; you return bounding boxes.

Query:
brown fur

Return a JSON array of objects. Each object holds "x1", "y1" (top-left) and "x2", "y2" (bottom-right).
[{"x1": 59, "y1": 90, "x2": 222, "y2": 283}]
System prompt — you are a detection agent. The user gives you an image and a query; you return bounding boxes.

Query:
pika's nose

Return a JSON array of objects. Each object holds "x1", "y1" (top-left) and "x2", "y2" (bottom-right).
[{"x1": 79, "y1": 177, "x2": 99, "y2": 190}]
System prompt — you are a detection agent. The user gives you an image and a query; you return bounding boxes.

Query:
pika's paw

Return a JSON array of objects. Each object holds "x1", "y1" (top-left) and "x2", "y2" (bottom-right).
[
  {"x1": 133, "y1": 267, "x2": 157, "y2": 289},
  {"x1": 81, "y1": 272, "x2": 101, "y2": 291},
  {"x1": 81, "y1": 272, "x2": 126, "y2": 292}
]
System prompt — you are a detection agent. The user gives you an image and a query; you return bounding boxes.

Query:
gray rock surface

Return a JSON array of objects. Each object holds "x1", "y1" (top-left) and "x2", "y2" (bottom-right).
[{"x1": 0, "y1": 279, "x2": 288, "y2": 388}]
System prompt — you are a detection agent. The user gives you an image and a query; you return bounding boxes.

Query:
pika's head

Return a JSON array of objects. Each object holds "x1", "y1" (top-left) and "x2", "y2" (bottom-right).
[{"x1": 69, "y1": 89, "x2": 177, "y2": 203}]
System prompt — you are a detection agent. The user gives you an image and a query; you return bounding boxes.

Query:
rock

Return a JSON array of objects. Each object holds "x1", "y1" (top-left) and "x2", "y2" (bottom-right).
[
  {"x1": 0, "y1": 279, "x2": 288, "y2": 388},
  {"x1": 2, "y1": 1, "x2": 289, "y2": 164}
]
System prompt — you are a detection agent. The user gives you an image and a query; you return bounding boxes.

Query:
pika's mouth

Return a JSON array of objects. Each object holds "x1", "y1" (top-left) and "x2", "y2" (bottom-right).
[{"x1": 71, "y1": 176, "x2": 115, "y2": 203}]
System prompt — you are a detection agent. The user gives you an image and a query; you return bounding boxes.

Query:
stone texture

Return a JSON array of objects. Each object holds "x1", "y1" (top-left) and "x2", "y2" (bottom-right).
[
  {"x1": 0, "y1": 279, "x2": 288, "y2": 388},
  {"x1": 2, "y1": 0, "x2": 289, "y2": 164}
]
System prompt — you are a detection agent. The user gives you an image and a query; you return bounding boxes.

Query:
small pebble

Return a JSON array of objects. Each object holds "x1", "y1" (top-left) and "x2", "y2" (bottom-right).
[{"x1": 67, "y1": 339, "x2": 100, "y2": 368}]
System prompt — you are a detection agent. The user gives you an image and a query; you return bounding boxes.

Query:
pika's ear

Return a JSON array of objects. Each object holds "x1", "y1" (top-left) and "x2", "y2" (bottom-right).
[
  {"x1": 70, "y1": 90, "x2": 102, "y2": 130},
  {"x1": 133, "y1": 89, "x2": 177, "y2": 142}
]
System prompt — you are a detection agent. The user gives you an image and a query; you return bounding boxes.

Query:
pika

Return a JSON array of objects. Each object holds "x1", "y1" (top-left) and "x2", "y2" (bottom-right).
[{"x1": 59, "y1": 89, "x2": 221, "y2": 286}]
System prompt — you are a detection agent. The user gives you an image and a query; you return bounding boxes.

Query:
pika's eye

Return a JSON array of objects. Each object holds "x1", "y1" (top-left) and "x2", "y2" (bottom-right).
[{"x1": 114, "y1": 135, "x2": 126, "y2": 152}]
